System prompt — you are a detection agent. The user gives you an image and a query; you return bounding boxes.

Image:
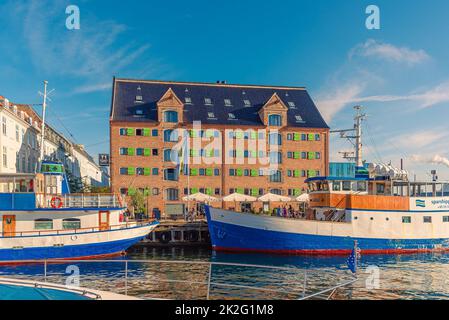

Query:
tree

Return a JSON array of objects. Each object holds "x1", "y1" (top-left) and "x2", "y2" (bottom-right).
[{"x1": 130, "y1": 190, "x2": 146, "y2": 218}]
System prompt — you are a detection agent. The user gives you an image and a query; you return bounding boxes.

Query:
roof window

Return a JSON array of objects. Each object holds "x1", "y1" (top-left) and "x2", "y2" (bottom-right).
[{"x1": 204, "y1": 98, "x2": 213, "y2": 105}]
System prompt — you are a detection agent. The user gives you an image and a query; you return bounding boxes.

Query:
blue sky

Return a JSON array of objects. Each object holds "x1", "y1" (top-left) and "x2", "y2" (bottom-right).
[{"x1": 1, "y1": 0, "x2": 449, "y2": 179}]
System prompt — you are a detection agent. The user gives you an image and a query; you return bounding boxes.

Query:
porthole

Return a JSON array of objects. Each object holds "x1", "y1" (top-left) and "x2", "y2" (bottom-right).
[
  {"x1": 354, "y1": 217, "x2": 358, "y2": 220},
  {"x1": 386, "y1": 218, "x2": 389, "y2": 221},
  {"x1": 370, "y1": 217, "x2": 374, "y2": 221}
]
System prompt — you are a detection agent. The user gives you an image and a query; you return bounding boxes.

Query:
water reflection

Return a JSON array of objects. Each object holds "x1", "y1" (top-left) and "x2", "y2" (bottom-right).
[{"x1": 0, "y1": 247, "x2": 448, "y2": 300}]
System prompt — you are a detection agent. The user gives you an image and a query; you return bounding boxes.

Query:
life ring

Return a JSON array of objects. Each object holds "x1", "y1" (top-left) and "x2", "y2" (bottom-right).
[{"x1": 50, "y1": 197, "x2": 63, "y2": 209}]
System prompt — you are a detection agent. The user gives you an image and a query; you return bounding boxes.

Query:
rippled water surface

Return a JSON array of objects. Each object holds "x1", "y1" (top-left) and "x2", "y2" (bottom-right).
[{"x1": 1, "y1": 246, "x2": 449, "y2": 300}]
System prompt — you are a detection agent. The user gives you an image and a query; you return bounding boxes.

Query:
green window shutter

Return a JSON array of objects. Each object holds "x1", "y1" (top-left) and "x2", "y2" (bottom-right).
[
  {"x1": 190, "y1": 130, "x2": 198, "y2": 138},
  {"x1": 190, "y1": 168, "x2": 198, "y2": 176},
  {"x1": 294, "y1": 152, "x2": 300, "y2": 159},
  {"x1": 251, "y1": 188, "x2": 258, "y2": 196},
  {"x1": 206, "y1": 131, "x2": 214, "y2": 138},
  {"x1": 236, "y1": 150, "x2": 243, "y2": 158},
  {"x1": 294, "y1": 170, "x2": 300, "y2": 178},
  {"x1": 128, "y1": 148, "x2": 135, "y2": 156},
  {"x1": 294, "y1": 189, "x2": 301, "y2": 196},
  {"x1": 294, "y1": 133, "x2": 300, "y2": 141},
  {"x1": 206, "y1": 168, "x2": 213, "y2": 176},
  {"x1": 144, "y1": 148, "x2": 151, "y2": 156},
  {"x1": 144, "y1": 168, "x2": 151, "y2": 176},
  {"x1": 308, "y1": 133, "x2": 315, "y2": 141},
  {"x1": 143, "y1": 128, "x2": 150, "y2": 136},
  {"x1": 191, "y1": 188, "x2": 199, "y2": 194},
  {"x1": 236, "y1": 188, "x2": 244, "y2": 194},
  {"x1": 128, "y1": 188, "x2": 136, "y2": 196},
  {"x1": 308, "y1": 170, "x2": 316, "y2": 178},
  {"x1": 144, "y1": 188, "x2": 150, "y2": 196},
  {"x1": 236, "y1": 169, "x2": 243, "y2": 177},
  {"x1": 250, "y1": 131, "x2": 257, "y2": 140},
  {"x1": 308, "y1": 152, "x2": 315, "y2": 160},
  {"x1": 235, "y1": 132, "x2": 243, "y2": 139},
  {"x1": 251, "y1": 169, "x2": 258, "y2": 177},
  {"x1": 127, "y1": 128, "x2": 135, "y2": 136},
  {"x1": 128, "y1": 167, "x2": 135, "y2": 175},
  {"x1": 206, "y1": 188, "x2": 212, "y2": 195},
  {"x1": 250, "y1": 151, "x2": 257, "y2": 158}
]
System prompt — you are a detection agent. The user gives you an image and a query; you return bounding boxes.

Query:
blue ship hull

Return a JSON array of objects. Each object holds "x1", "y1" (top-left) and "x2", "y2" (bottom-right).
[
  {"x1": 205, "y1": 206, "x2": 449, "y2": 255},
  {"x1": 0, "y1": 236, "x2": 145, "y2": 263}
]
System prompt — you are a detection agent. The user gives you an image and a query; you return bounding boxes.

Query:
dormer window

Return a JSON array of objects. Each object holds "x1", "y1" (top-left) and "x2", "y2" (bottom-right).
[
  {"x1": 135, "y1": 95, "x2": 143, "y2": 102},
  {"x1": 135, "y1": 109, "x2": 144, "y2": 116},
  {"x1": 288, "y1": 102, "x2": 296, "y2": 108},
  {"x1": 164, "y1": 111, "x2": 178, "y2": 123},
  {"x1": 228, "y1": 113, "x2": 236, "y2": 120},
  {"x1": 243, "y1": 99, "x2": 251, "y2": 107},
  {"x1": 204, "y1": 98, "x2": 213, "y2": 105},
  {"x1": 295, "y1": 115, "x2": 304, "y2": 122},
  {"x1": 268, "y1": 114, "x2": 282, "y2": 126},
  {"x1": 208, "y1": 112, "x2": 216, "y2": 119},
  {"x1": 185, "y1": 97, "x2": 192, "y2": 104},
  {"x1": 224, "y1": 99, "x2": 232, "y2": 107}
]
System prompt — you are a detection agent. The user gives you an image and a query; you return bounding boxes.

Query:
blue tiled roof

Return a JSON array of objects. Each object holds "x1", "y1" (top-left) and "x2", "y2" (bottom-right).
[{"x1": 110, "y1": 78, "x2": 329, "y2": 128}]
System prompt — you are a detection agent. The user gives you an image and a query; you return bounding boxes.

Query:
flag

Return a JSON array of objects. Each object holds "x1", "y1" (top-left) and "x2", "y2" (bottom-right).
[
  {"x1": 178, "y1": 132, "x2": 189, "y2": 175},
  {"x1": 347, "y1": 249, "x2": 357, "y2": 274}
]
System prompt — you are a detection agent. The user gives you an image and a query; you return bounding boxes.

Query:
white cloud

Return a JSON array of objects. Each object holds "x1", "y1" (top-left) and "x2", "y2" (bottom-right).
[
  {"x1": 73, "y1": 82, "x2": 112, "y2": 94},
  {"x1": 350, "y1": 39, "x2": 430, "y2": 65},
  {"x1": 410, "y1": 154, "x2": 449, "y2": 169},
  {"x1": 392, "y1": 130, "x2": 448, "y2": 149},
  {"x1": 315, "y1": 83, "x2": 365, "y2": 123},
  {"x1": 9, "y1": 0, "x2": 152, "y2": 94}
]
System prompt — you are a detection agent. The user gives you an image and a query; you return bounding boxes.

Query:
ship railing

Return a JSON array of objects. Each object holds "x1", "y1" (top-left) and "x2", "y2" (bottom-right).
[
  {"x1": 9, "y1": 259, "x2": 357, "y2": 300},
  {"x1": 35, "y1": 193, "x2": 125, "y2": 209},
  {"x1": 0, "y1": 219, "x2": 156, "y2": 238}
]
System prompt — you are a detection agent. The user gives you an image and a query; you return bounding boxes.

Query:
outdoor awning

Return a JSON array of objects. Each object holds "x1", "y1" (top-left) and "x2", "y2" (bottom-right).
[
  {"x1": 257, "y1": 193, "x2": 292, "y2": 202},
  {"x1": 296, "y1": 193, "x2": 310, "y2": 203},
  {"x1": 182, "y1": 192, "x2": 219, "y2": 202},
  {"x1": 222, "y1": 193, "x2": 257, "y2": 202}
]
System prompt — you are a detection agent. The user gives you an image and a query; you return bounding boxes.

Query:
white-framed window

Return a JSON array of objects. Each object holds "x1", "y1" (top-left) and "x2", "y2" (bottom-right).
[
  {"x1": 2, "y1": 147, "x2": 7, "y2": 167},
  {"x1": 2, "y1": 117, "x2": 6, "y2": 136},
  {"x1": 15, "y1": 125, "x2": 19, "y2": 142}
]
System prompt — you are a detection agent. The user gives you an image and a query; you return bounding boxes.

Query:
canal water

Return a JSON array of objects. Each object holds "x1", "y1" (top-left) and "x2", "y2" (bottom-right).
[{"x1": 1, "y1": 246, "x2": 449, "y2": 300}]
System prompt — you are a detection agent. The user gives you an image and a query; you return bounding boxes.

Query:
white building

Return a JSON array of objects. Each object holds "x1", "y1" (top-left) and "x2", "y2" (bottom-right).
[{"x1": 0, "y1": 95, "x2": 108, "y2": 189}]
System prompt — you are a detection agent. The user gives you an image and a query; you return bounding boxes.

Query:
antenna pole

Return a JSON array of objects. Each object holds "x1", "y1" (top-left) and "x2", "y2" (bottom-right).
[
  {"x1": 354, "y1": 106, "x2": 365, "y2": 168},
  {"x1": 39, "y1": 80, "x2": 48, "y2": 166}
]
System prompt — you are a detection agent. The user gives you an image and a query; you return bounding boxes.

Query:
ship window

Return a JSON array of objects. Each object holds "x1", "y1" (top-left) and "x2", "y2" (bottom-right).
[
  {"x1": 342, "y1": 181, "x2": 351, "y2": 191},
  {"x1": 444, "y1": 216, "x2": 449, "y2": 222},
  {"x1": 402, "y1": 216, "x2": 411, "y2": 224},
  {"x1": 63, "y1": 218, "x2": 81, "y2": 230},
  {"x1": 34, "y1": 219, "x2": 53, "y2": 230},
  {"x1": 423, "y1": 216, "x2": 432, "y2": 223},
  {"x1": 376, "y1": 184, "x2": 385, "y2": 194},
  {"x1": 356, "y1": 181, "x2": 367, "y2": 192},
  {"x1": 333, "y1": 181, "x2": 341, "y2": 191}
]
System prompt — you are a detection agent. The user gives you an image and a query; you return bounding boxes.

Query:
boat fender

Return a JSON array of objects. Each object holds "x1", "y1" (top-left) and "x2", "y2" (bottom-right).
[
  {"x1": 50, "y1": 197, "x2": 64, "y2": 209},
  {"x1": 159, "y1": 231, "x2": 171, "y2": 244}
]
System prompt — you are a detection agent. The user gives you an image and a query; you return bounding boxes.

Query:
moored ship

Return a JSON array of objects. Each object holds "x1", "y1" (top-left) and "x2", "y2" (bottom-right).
[
  {"x1": 206, "y1": 106, "x2": 449, "y2": 255},
  {"x1": 0, "y1": 161, "x2": 158, "y2": 263}
]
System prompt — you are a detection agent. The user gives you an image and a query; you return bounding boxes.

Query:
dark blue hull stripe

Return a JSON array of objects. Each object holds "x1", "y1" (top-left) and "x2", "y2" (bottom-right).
[{"x1": 0, "y1": 236, "x2": 144, "y2": 261}]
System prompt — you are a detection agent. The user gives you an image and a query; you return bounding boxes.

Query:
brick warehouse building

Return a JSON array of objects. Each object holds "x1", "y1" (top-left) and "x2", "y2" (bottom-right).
[{"x1": 110, "y1": 78, "x2": 329, "y2": 217}]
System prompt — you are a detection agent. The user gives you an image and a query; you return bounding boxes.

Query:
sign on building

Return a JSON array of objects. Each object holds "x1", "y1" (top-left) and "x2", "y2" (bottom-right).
[{"x1": 99, "y1": 154, "x2": 110, "y2": 167}]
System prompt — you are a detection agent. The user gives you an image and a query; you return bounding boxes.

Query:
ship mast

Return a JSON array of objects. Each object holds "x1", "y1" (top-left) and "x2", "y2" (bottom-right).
[
  {"x1": 330, "y1": 106, "x2": 366, "y2": 167},
  {"x1": 39, "y1": 80, "x2": 48, "y2": 165}
]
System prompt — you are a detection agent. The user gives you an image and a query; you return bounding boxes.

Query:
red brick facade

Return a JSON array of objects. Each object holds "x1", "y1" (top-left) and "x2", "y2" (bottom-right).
[{"x1": 110, "y1": 80, "x2": 329, "y2": 216}]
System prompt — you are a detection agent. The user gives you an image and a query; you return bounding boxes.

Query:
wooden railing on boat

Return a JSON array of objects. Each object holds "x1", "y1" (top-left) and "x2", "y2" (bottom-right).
[{"x1": 309, "y1": 193, "x2": 410, "y2": 211}]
